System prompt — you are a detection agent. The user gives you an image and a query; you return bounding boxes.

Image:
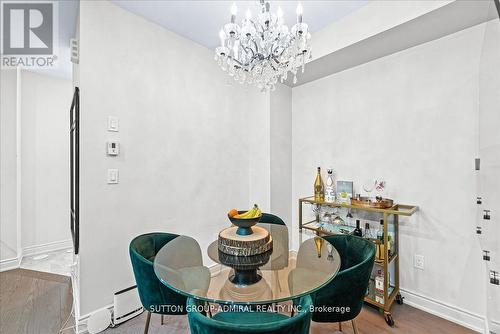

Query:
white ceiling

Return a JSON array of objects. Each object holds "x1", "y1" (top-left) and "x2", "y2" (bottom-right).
[{"x1": 112, "y1": 1, "x2": 369, "y2": 49}]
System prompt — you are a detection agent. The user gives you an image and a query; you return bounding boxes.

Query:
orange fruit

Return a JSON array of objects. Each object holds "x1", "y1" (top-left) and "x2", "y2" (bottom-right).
[{"x1": 228, "y1": 209, "x2": 238, "y2": 217}]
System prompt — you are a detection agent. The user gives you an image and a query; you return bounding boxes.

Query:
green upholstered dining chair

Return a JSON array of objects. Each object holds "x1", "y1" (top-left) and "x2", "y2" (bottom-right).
[
  {"x1": 129, "y1": 232, "x2": 190, "y2": 334},
  {"x1": 258, "y1": 213, "x2": 288, "y2": 292},
  {"x1": 310, "y1": 235, "x2": 375, "y2": 334},
  {"x1": 260, "y1": 213, "x2": 286, "y2": 225},
  {"x1": 259, "y1": 213, "x2": 288, "y2": 269},
  {"x1": 186, "y1": 295, "x2": 313, "y2": 334}
]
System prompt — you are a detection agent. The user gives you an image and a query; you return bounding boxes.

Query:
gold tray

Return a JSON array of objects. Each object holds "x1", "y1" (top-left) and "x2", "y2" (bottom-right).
[{"x1": 350, "y1": 196, "x2": 394, "y2": 209}]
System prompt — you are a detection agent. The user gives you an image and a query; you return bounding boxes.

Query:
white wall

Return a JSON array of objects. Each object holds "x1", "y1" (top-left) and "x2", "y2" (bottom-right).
[
  {"x1": 20, "y1": 71, "x2": 72, "y2": 252},
  {"x1": 292, "y1": 23, "x2": 489, "y2": 329},
  {"x1": 0, "y1": 70, "x2": 18, "y2": 264},
  {"x1": 478, "y1": 18, "x2": 500, "y2": 332},
  {"x1": 270, "y1": 83, "x2": 292, "y2": 226},
  {"x1": 78, "y1": 0, "x2": 270, "y2": 316}
]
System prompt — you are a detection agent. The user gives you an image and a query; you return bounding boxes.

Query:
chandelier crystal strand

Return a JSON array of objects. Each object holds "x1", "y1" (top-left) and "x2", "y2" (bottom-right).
[{"x1": 215, "y1": 1, "x2": 311, "y2": 92}]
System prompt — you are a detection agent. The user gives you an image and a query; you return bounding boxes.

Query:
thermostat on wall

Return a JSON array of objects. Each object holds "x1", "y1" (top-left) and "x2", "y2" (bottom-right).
[{"x1": 107, "y1": 141, "x2": 120, "y2": 156}]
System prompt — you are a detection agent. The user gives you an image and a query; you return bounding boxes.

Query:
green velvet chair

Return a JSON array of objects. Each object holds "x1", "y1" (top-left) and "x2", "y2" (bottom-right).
[
  {"x1": 187, "y1": 295, "x2": 312, "y2": 334},
  {"x1": 260, "y1": 213, "x2": 286, "y2": 225},
  {"x1": 129, "y1": 233, "x2": 188, "y2": 334},
  {"x1": 310, "y1": 235, "x2": 375, "y2": 334},
  {"x1": 259, "y1": 213, "x2": 288, "y2": 270}
]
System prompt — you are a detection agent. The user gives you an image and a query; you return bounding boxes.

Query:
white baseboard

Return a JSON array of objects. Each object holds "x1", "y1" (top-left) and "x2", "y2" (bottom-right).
[
  {"x1": 490, "y1": 320, "x2": 500, "y2": 334},
  {"x1": 23, "y1": 239, "x2": 72, "y2": 257},
  {"x1": 76, "y1": 304, "x2": 114, "y2": 334},
  {"x1": 400, "y1": 288, "x2": 485, "y2": 333},
  {"x1": 0, "y1": 257, "x2": 21, "y2": 272}
]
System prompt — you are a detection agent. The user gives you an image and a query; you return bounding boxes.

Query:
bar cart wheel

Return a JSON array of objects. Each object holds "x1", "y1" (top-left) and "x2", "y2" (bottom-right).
[
  {"x1": 395, "y1": 292, "x2": 404, "y2": 305},
  {"x1": 384, "y1": 311, "x2": 395, "y2": 327}
]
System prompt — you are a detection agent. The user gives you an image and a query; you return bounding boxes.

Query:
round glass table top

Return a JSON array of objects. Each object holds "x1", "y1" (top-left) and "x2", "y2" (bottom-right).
[{"x1": 153, "y1": 223, "x2": 340, "y2": 304}]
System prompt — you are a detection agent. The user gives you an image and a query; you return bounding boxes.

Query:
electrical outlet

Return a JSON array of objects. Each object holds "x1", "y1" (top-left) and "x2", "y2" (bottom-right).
[{"x1": 414, "y1": 254, "x2": 424, "y2": 270}]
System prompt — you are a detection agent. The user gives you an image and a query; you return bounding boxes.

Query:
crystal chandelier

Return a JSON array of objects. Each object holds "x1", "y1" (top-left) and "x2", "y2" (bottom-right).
[{"x1": 215, "y1": 1, "x2": 311, "y2": 91}]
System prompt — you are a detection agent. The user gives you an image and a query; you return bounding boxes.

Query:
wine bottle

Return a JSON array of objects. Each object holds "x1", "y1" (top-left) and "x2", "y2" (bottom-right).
[
  {"x1": 324, "y1": 169, "x2": 335, "y2": 203},
  {"x1": 314, "y1": 167, "x2": 325, "y2": 202},
  {"x1": 353, "y1": 219, "x2": 363, "y2": 237}
]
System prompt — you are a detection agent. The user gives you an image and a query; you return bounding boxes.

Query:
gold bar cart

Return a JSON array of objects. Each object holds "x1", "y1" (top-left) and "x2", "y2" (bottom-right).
[{"x1": 298, "y1": 196, "x2": 418, "y2": 326}]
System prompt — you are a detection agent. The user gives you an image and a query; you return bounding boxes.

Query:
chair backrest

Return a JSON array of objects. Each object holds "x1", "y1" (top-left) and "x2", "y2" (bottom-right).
[
  {"x1": 187, "y1": 295, "x2": 312, "y2": 334},
  {"x1": 260, "y1": 213, "x2": 286, "y2": 225},
  {"x1": 311, "y1": 235, "x2": 375, "y2": 323},
  {"x1": 129, "y1": 232, "x2": 187, "y2": 314},
  {"x1": 259, "y1": 213, "x2": 288, "y2": 270}
]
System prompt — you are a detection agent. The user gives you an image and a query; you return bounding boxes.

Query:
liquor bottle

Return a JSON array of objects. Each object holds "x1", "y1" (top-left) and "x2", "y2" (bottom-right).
[
  {"x1": 313, "y1": 167, "x2": 325, "y2": 202},
  {"x1": 376, "y1": 219, "x2": 386, "y2": 261},
  {"x1": 377, "y1": 219, "x2": 384, "y2": 241},
  {"x1": 375, "y1": 270, "x2": 385, "y2": 304},
  {"x1": 324, "y1": 169, "x2": 335, "y2": 203},
  {"x1": 314, "y1": 236, "x2": 324, "y2": 258},
  {"x1": 353, "y1": 219, "x2": 363, "y2": 237},
  {"x1": 364, "y1": 222, "x2": 372, "y2": 238}
]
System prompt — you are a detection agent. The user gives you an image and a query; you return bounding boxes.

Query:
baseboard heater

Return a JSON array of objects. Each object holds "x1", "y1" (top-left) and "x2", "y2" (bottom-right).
[{"x1": 113, "y1": 286, "x2": 143, "y2": 325}]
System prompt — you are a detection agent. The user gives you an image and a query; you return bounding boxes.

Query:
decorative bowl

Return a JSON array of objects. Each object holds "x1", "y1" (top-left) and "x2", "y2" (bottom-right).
[{"x1": 228, "y1": 211, "x2": 261, "y2": 236}]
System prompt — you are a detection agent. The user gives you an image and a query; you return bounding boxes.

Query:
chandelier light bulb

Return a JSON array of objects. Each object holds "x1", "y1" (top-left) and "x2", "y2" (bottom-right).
[
  {"x1": 296, "y1": 3, "x2": 303, "y2": 15},
  {"x1": 277, "y1": 6, "x2": 283, "y2": 18},
  {"x1": 246, "y1": 8, "x2": 252, "y2": 20},
  {"x1": 296, "y1": 3, "x2": 303, "y2": 22},
  {"x1": 230, "y1": 3, "x2": 237, "y2": 23}
]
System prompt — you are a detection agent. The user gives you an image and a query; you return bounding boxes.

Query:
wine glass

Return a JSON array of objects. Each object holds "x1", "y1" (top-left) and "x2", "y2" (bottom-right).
[
  {"x1": 363, "y1": 179, "x2": 376, "y2": 197},
  {"x1": 375, "y1": 180, "x2": 386, "y2": 199},
  {"x1": 311, "y1": 204, "x2": 321, "y2": 224}
]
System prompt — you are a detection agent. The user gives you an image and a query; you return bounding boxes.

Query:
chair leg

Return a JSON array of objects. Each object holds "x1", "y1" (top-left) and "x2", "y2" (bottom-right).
[
  {"x1": 161, "y1": 314, "x2": 165, "y2": 325},
  {"x1": 144, "y1": 311, "x2": 151, "y2": 334},
  {"x1": 351, "y1": 319, "x2": 359, "y2": 334},
  {"x1": 338, "y1": 322, "x2": 342, "y2": 331}
]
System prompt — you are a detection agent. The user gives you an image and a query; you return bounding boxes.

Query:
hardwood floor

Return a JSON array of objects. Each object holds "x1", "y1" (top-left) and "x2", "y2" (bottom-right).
[
  {"x1": 0, "y1": 269, "x2": 73, "y2": 334},
  {"x1": 0, "y1": 269, "x2": 476, "y2": 334}
]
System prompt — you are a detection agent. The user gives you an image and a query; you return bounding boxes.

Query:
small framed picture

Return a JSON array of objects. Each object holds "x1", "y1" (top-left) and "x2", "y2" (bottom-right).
[{"x1": 336, "y1": 181, "x2": 353, "y2": 204}]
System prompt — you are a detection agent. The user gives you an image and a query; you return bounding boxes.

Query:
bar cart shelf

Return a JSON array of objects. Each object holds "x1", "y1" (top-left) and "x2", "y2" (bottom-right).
[{"x1": 298, "y1": 196, "x2": 418, "y2": 327}]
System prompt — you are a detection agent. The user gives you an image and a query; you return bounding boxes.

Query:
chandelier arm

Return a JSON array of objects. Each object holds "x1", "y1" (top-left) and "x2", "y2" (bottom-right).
[
  {"x1": 250, "y1": 20, "x2": 260, "y2": 33},
  {"x1": 243, "y1": 46, "x2": 255, "y2": 57},
  {"x1": 269, "y1": 60, "x2": 277, "y2": 71},
  {"x1": 252, "y1": 40, "x2": 260, "y2": 54},
  {"x1": 228, "y1": 56, "x2": 245, "y2": 67}
]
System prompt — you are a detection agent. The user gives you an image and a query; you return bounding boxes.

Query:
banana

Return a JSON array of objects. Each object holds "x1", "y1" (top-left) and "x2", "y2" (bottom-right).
[
  {"x1": 253, "y1": 207, "x2": 262, "y2": 218},
  {"x1": 235, "y1": 204, "x2": 260, "y2": 219},
  {"x1": 235, "y1": 211, "x2": 251, "y2": 219}
]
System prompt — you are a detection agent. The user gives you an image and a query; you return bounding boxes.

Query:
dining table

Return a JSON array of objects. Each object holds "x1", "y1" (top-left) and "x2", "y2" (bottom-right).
[{"x1": 153, "y1": 222, "x2": 341, "y2": 306}]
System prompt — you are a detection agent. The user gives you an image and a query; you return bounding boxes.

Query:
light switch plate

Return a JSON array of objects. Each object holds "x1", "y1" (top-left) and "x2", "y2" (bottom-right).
[
  {"x1": 107, "y1": 141, "x2": 120, "y2": 156},
  {"x1": 108, "y1": 116, "x2": 119, "y2": 132},
  {"x1": 107, "y1": 169, "x2": 119, "y2": 184}
]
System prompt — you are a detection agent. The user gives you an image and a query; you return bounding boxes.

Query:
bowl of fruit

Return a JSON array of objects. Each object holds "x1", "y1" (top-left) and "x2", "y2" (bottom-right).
[{"x1": 227, "y1": 204, "x2": 262, "y2": 236}]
